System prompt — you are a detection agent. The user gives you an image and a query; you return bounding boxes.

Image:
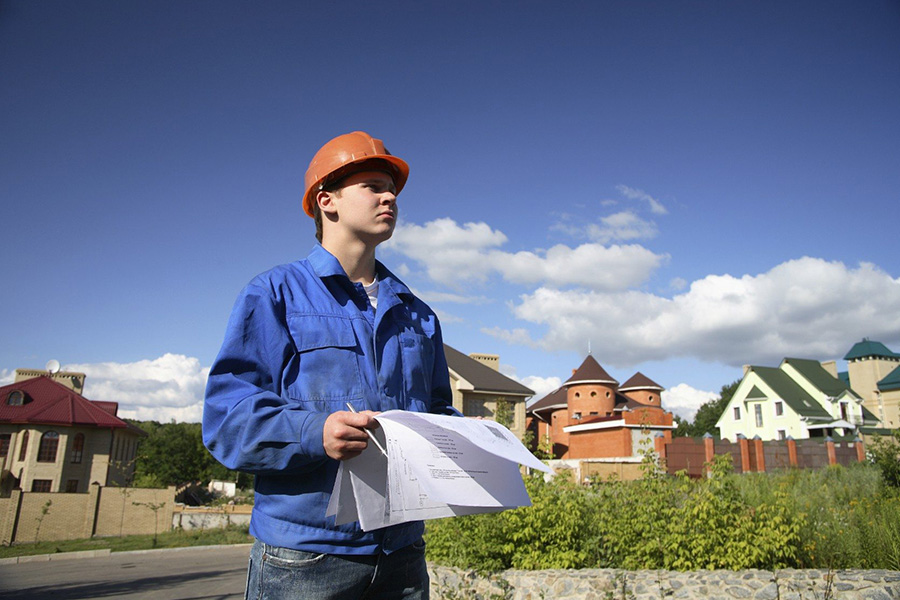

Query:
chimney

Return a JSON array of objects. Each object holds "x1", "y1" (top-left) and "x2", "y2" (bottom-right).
[{"x1": 469, "y1": 353, "x2": 500, "y2": 371}]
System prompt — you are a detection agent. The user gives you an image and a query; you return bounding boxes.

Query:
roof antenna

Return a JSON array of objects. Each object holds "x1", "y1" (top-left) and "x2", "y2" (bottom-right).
[
  {"x1": 588, "y1": 340, "x2": 592, "y2": 355},
  {"x1": 46, "y1": 359, "x2": 60, "y2": 374}
]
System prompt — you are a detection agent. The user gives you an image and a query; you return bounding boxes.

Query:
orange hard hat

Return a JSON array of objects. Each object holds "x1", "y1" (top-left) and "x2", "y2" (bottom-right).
[{"x1": 302, "y1": 131, "x2": 410, "y2": 217}]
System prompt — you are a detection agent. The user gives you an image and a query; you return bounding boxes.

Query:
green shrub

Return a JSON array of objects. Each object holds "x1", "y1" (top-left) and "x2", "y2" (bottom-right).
[{"x1": 426, "y1": 458, "x2": 898, "y2": 572}]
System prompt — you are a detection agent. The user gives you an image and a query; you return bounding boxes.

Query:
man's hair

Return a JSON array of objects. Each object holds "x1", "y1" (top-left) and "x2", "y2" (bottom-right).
[{"x1": 312, "y1": 185, "x2": 340, "y2": 243}]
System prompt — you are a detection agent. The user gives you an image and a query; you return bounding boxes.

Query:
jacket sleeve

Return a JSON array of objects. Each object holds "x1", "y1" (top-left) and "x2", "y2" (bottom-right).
[
  {"x1": 202, "y1": 282, "x2": 330, "y2": 474},
  {"x1": 428, "y1": 318, "x2": 463, "y2": 417}
]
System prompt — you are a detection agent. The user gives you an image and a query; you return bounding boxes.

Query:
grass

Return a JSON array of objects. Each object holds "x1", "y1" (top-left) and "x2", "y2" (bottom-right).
[{"x1": 0, "y1": 524, "x2": 253, "y2": 559}]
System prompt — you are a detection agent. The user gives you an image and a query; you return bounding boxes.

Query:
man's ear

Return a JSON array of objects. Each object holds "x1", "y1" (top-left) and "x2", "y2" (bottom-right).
[{"x1": 316, "y1": 189, "x2": 339, "y2": 216}]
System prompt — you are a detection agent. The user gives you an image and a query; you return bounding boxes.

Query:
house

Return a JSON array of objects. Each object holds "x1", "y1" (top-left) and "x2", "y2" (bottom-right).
[
  {"x1": 0, "y1": 368, "x2": 145, "y2": 496},
  {"x1": 444, "y1": 345, "x2": 534, "y2": 439},
  {"x1": 526, "y1": 354, "x2": 675, "y2": 460},
  {"x1": 716, "y1": 357, "x2": 879, "y2": 442},
  {"x1": 843, "y1": 339, "x2": 900, "y2": 429}
]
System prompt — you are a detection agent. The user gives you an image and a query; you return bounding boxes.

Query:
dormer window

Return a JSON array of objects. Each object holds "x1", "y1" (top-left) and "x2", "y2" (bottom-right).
[{"x1": 7, "y1": 390, "x2": 25, "y2": 406}]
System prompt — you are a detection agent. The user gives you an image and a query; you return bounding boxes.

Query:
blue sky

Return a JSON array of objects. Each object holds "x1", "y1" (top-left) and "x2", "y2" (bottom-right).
[{"x1": 2, "y1": 1, "x2": 899, "y2": 422}]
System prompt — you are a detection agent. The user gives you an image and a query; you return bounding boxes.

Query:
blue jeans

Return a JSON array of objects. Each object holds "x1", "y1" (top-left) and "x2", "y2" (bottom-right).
[{"x1": 245, "y1": 539, "x2": 429, "y2": 599}]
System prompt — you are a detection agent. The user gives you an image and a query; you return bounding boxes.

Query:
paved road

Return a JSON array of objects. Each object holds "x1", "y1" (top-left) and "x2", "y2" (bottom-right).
[{"x1": 0, "y1": 544, "x2": 251, "y2": 599}]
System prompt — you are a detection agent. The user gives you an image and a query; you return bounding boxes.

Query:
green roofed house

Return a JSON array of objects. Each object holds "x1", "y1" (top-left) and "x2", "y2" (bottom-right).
[{"x1": 716, "y1": 356, "x2": 880, "y2": 442}]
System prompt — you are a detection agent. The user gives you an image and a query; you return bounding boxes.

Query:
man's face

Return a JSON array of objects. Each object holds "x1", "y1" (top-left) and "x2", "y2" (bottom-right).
[{"x1": 325, "y1": 170, "x2": 398, "y2": 244}]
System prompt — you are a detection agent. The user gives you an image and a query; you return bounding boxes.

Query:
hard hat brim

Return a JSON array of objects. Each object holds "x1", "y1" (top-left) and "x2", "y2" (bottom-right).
[{"x1": 302, "y1": 154, "x2": 409, "y2": 217}]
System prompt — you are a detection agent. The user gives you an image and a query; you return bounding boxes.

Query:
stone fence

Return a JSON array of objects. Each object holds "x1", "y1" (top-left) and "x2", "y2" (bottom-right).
[{"x1": 428, "y1": 566, "x2": 900, "y2": 600}]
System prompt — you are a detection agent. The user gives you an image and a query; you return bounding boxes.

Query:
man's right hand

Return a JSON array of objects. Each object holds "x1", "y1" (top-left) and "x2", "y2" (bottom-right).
[{"x1": 322, "y1": 410, "x2": 378, "y2": 460}]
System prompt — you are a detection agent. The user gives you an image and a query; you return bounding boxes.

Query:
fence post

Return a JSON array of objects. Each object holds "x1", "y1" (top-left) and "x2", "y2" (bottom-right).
[
  {"x1": 0, "y1": 488, "x2": 23, "y2": 545},
  {"x1": 654, "y1": 433, "x2": 667, "y2": 472},
  {"x1": 753, "y1": 436, "x2": 766, "y2": 472},
  {"x1": 737, "y1": 434, "x2": 750, "y2": 473},
  {"x1": 700, "y1": 433, "x2": 714, "y2": 477},
  {"x1": 825, "y1": 436, "x2": 837, "y2": 466},
  {"x1": 82, "y1": 482, "x2": 102, "y2": 539},
  {"x1": 854, "y1": 436, "x2": 865, "y2": 463},
  {"x1": 786, "y1": 436, "x2": 798, "y2": 467}
]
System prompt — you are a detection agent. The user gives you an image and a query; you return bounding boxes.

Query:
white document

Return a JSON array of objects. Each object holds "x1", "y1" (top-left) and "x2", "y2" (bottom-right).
[{"x1": 326, "y1": 411, "x2": 549, "y2": 531}]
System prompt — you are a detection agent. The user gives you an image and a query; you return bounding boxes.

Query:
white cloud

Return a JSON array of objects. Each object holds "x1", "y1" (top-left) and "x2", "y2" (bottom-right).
[
  {"x1": 670, "y1": 277, "x2": 688, "y2": 292},
  {"x1": 481, "y1": 326, "x2": 537, "y2": 348},
  {"x1": 520, "y1": 375, "x2": 563, "y2": 404},
  {"x1": 495, "y1": 257, "x2": 900, "y2": 368},
  {"x1": 662, "y1": 383, "x2": 717, "y2": 422},
  {"x1": 413, "y1": 290, "x2": 491, "y2": 305},
  {"x1": 65, "y1": 354, "x2": 209, "y2": 423},
  {"x1": 587, "y1": 211, "x2": 658, "y2": 244},
  {"x1": 616, "y1": 184, "x2": 668, "y2": 215},
  {"x1": 387, "y1": 218, "x2": 668, "y2": 291}
]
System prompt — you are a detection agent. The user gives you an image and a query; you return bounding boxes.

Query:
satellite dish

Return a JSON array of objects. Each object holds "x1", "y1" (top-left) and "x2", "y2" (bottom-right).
[{"x1": 46, "y1": 359, "x2": 61, "y2": 374}]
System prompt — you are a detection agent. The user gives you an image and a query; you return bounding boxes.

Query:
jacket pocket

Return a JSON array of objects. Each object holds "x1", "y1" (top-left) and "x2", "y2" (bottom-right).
[
  {"x1": 399, "y1": 331, "x2": 434, "y2": 405},
  {"x1": 286, "y1": 314, "x2": 364, "y2": 407}
]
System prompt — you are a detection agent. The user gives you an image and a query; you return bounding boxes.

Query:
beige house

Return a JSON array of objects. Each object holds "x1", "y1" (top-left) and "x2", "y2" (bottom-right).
[
  {"x1": 843, "y1": 339, "x2": 900, "y2": 429},
  {"x1": 0, "y1": 369, "x2": 145, "y2": 497},
  {"x1": 444, "y1": 345, "x2": 534, "y2": 439}
]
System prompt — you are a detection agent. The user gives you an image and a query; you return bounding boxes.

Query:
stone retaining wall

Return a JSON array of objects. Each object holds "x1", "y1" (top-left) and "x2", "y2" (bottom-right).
[{"x1": 428, "y1": 566, "x2": 900, "y2": 600}]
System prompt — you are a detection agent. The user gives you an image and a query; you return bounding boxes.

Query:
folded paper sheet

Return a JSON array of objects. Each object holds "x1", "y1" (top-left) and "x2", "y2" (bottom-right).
[{"x1": 326, "y1": 411, "x2": 550, "y2": 531}]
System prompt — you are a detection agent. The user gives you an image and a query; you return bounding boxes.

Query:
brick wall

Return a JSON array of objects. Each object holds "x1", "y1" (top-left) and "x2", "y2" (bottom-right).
[
  {"x1": 568, "y1": 428, "x2": 632, "y2": 459},
  {"x1": 659, "y1": 436, "x2": 865, "y2": 478},
  {"x1": 0, "y1": 485, "x2": 175, "y2": 545}
]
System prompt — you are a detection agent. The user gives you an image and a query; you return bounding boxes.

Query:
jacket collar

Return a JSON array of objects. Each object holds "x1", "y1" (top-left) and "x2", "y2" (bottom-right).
[{"x1": 306, "y1": 244, "x2": 413, "y2": 299}]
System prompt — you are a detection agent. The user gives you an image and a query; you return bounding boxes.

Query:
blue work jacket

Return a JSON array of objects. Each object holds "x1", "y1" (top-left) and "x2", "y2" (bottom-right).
[{"x1": 202, "y1": 244, "x2": 458, "y2": 554}]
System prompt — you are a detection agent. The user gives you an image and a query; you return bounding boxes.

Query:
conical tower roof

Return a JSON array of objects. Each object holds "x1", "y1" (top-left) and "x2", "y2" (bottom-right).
[
  {"x1": 619, "y1": 372, "x2": 664, "y2": 392},
  {"x1": 565, "y1": 355, "x2": 618, "y2": 386}
]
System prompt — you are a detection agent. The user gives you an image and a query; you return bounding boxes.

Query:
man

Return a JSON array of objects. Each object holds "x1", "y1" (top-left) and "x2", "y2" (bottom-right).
[{"x1": 203, "y1": 131, "x2": 457, "y2": 599}]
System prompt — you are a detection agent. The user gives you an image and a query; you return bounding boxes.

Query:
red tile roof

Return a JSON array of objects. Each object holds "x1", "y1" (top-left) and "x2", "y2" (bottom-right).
[{"x1": 0, "y1": 376, "x2": 128, "y2": 429}]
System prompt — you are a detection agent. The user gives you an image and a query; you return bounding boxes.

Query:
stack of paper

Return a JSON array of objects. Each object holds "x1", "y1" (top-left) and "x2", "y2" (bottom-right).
[{"x1": 326, "y1": 411, "x2": 550, "y2": 532}]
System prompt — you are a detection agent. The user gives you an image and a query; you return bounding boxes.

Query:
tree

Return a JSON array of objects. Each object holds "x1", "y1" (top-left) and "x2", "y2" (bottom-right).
[
  {"x1": 681, "y1": 380, "x2": 740, "y2": 438},
  {"x1": 493, "y1": 399, "x2": 513, "y2": 429},
  {"x1": 129, "y1": 420, "x2": 251, "y2": 489},
  {"x1": 868, "y1": 429, "x2": 900, "y2": 487}
]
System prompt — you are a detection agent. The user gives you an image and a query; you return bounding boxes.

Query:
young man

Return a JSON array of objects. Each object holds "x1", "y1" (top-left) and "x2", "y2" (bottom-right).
[{"x1": 203, "y1": 131, "x2": 458, "y2": 599}]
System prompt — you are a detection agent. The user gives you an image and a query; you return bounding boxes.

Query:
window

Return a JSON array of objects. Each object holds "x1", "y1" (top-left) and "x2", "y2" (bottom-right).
[
  {"x1": 0, "y1": 434, "x2": 10, "y2": 458},
  {"x1": 777, "y1": 430, "x2": 786, "y2": 440},
  {"x1": 755, "y1": 404, "x2": 763, "y2": 428},
  {"x1": 7, "y1": 390, "x2": 25, "y2": 405},
  {"x1": 71, "y1": 433, "x2": 84, "y2": 464},
  {"x1": 775, "y1": 401, "x2": 783, "y2": 416},
  {"x1": 840, "y1": 402, "x2": 849, "y2": 421},
  {"x1": 37, "y1": 431, "x2": 60, "y2": 462},
  {"x1": 65, "y1": 479, "x2": 79, "y2": 493},
  {"x1": 573, "y1": 412, "x2": 582, "y2": 420},
  {"x1": 18, "y1": 430, "x2": 29, "y2": 461},
  {"x1": 733, "y1": 406, "x2": 741, "y2": 420},
  {"x1": 31, "y1": 479, "x2": 52, "y2": 493}
]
